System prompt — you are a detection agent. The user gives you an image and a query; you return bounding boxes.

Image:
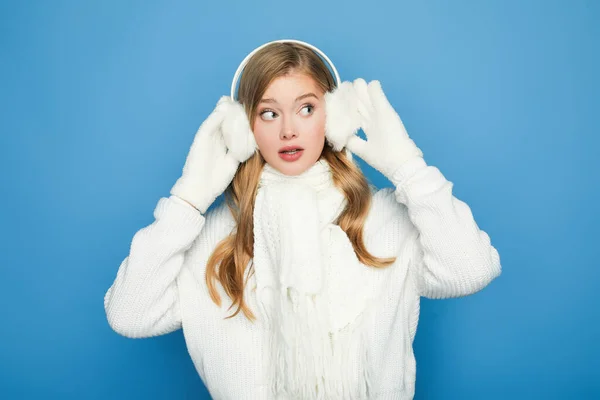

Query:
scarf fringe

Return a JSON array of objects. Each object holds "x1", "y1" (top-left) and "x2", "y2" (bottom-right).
[{"x1": 267, "y1": 287, "x2": 372, "y2": 400}]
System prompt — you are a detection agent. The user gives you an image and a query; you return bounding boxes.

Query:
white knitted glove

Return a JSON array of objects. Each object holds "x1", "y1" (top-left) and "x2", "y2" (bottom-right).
[
  {"x1": 324, "y1": 81, "x2": 363, "y2": 152},
  {"x1": 170, "y1": 96, "x2": 257, "y2": 214},
  {"x1": 327, "y1": 78, "x2": 425, "y2": 187}
]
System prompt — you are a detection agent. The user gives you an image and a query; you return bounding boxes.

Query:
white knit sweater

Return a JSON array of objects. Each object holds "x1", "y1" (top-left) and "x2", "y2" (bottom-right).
[{"x1": 104, "y1": 157, "x2": 501, "y2": 399}]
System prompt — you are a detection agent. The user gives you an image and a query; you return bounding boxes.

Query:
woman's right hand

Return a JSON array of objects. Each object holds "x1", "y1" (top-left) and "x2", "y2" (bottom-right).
[{"x1": 170, "y1": 96, "x2": 257, "y2": 214}]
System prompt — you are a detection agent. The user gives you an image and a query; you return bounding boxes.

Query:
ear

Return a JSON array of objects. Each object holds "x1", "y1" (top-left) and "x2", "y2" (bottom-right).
[
  {"x1": 219, "y1": 96, "x2": 258, "y2": 163},
  {"x1": 324, "y1": 81, "x2": 362, "y2": 152}
]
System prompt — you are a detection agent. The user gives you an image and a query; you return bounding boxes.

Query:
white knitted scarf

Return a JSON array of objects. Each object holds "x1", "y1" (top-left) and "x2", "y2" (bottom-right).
[{"x1": 252, "y1": 159, "x2": 375, "y2": 399}]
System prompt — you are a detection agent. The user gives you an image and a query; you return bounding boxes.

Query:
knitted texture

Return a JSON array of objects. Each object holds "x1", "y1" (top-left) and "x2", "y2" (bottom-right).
[
  {"x1": 253, "y1": 160, "x2": 374, "y2": 399},
  {"x1": 104, "y1": 159, "x2": 502, "y2": 399}
]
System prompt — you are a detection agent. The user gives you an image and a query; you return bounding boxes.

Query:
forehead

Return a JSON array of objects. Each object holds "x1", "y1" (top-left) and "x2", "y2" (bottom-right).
[{"x1": 262, "y1": 72, "x2": 322, "y2": 100}]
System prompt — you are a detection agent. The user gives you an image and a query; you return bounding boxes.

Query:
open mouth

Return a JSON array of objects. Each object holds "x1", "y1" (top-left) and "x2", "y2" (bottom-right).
[{"x1": 278, "y1": 146, "x2": 304, "y2": 161}]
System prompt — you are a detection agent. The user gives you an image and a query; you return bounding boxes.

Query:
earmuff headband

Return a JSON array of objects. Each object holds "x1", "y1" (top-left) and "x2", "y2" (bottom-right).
[{"x1": 230, "y1": 39, "x2": 341, "y2": 101}]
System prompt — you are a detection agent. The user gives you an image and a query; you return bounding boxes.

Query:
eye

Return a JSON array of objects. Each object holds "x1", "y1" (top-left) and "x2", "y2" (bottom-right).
[
  {"x1": 259, "y1": 109, "x2": 278, "y2": 121},
  {"x1": 299, "y1": 104, "x2": 315, "y2": 116}
]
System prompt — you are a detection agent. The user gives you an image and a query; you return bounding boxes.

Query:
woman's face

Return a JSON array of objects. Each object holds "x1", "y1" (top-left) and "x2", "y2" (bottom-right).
[{"x1": 252, "y1": 71, "x2": 326, "y2": 176}]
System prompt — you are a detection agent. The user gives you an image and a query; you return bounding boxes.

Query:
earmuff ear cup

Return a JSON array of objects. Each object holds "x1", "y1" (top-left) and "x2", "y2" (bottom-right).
[
  {"x1": 218, "y1": 96, "x2": 258, "y2": 163},
  {"x1": 324, "y1": 81, "x2": 362, "y2": 153}
]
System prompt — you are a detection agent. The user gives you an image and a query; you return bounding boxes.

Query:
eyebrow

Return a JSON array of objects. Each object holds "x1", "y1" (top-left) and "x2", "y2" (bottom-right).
[{"x1": 259, "y1": 92, "x2": 318, "y2": 104}]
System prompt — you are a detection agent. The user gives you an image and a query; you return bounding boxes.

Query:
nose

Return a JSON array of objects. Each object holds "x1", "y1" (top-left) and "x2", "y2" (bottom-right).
[
  {"x1": 280, "y1": 130, "x2": 298, "y2": 140},
  {"x1": 279, "y1": 115, "x2": 298, "y2": 140}
]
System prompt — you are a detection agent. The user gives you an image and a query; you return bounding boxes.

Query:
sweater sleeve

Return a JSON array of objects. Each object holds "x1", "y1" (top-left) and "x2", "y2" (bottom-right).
[
  {"x1": 391, "y1": 157, "x2": 502, "y2": 299},
  {"x1": 104, "y1": 195, "x2": 206, "y2": 338}
]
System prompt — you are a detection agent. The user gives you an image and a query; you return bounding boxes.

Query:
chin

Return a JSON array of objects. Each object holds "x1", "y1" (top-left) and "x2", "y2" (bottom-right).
[
  {"x1": 269, "y1": 155, "x2": 319, "y2": 176},
  {"x1": 276, "y1": 163, "x2": 309, "y2": 176}
]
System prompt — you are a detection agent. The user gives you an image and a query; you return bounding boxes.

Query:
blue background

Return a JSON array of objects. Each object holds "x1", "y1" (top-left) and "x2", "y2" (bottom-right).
[{"x1": 1, "y1": 0, "x2": 598, "y2": 398}]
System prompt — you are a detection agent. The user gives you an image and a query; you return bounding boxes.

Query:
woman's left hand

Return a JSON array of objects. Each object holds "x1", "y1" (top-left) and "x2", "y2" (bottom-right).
[{"x1": 326, "y1": 78, "x2": 425, "y2": 186}]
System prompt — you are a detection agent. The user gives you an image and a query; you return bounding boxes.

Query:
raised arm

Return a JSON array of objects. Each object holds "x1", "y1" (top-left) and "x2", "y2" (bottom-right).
[
  {"x1": 393, "y1": 157, "x2": 502, "y2": 299},
  {"x1": 324, "y1": 78, "x2": 501, "y2": 299},
  {"x1": 104, "y1": 95, "x2": 254, "y2": 338}
]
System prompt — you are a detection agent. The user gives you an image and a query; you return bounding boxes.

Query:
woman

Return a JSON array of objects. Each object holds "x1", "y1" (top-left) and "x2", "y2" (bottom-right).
[{"x1": 104, "y1": 40, "x2": 501, "y2": 399}]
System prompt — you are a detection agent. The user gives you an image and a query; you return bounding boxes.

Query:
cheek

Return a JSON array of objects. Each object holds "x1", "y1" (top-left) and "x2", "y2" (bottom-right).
[
  {"x1": 252, "y1": 121, "x2": 277, "y2": 150},
  {"x1": 303, "y1": 111, "x2": 326, "y2": 141}
]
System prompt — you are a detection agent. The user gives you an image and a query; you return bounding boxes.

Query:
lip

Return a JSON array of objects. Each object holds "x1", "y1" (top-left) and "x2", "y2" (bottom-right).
[
  {"x1": 278, "y1": 148, "x2": 304, "y2": 162},
  {"x1": 278, "y1": 145, "x2": 304, "y2": 153}
]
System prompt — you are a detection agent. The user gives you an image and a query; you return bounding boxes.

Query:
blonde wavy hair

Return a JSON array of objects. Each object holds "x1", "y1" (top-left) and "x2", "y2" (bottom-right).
[{"x1": 206, "y1": 42, "x2": 396, "y2": 321}]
